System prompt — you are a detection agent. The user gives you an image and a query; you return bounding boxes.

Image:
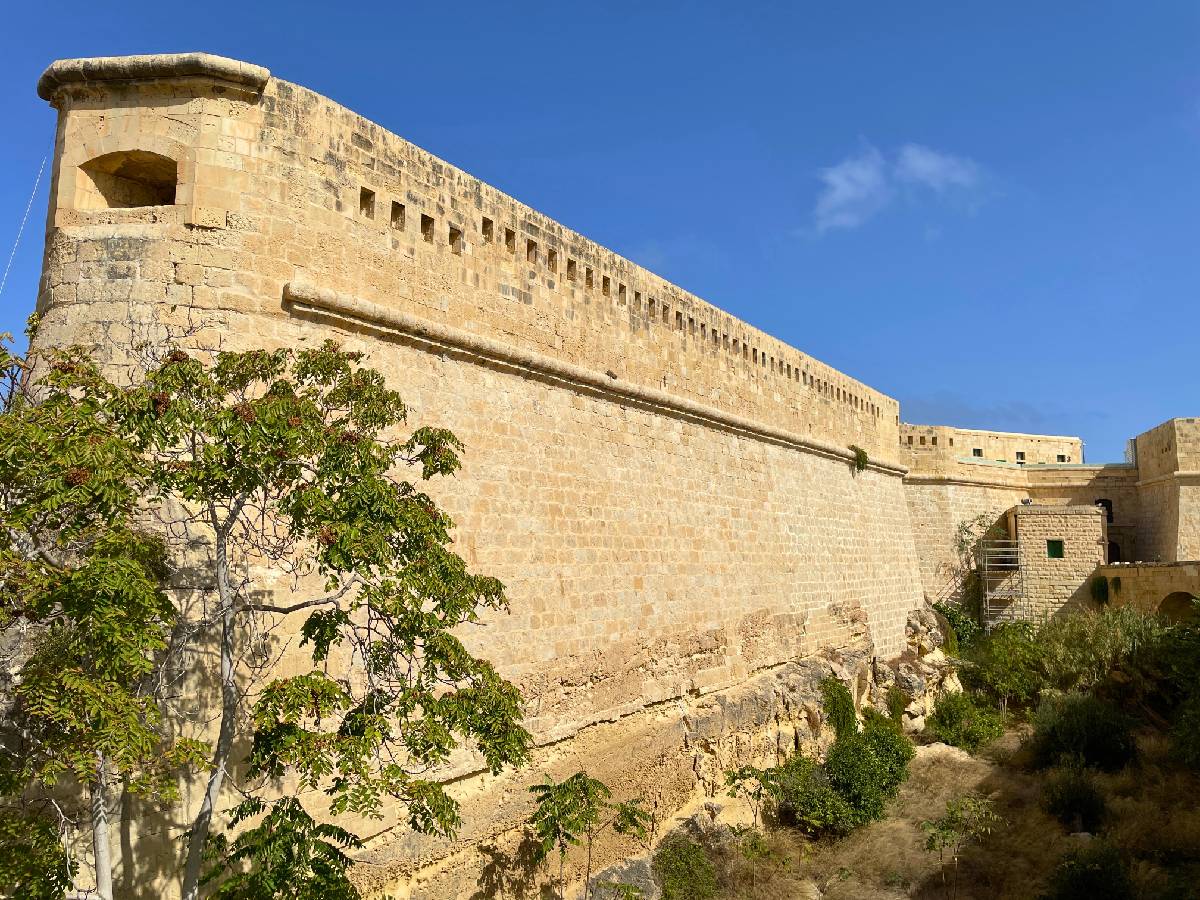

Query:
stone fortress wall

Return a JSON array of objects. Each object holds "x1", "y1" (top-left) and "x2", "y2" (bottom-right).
[
  {"x1": 31, "y1": 53, "x2": 929, "y2": 897},
  {"x1": 27, "y1": 51, "x2": 1200, "y2": 898}
]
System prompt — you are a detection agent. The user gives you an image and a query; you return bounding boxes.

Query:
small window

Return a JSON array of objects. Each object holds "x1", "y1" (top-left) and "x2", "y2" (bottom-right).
[
  {"x1": 618, "y1": 284, "x2": 627, "y2": 304},
  {"x1": 586, "y1": 267, "x2": 594, "y2": 288},
  {"x1": 449, "y1": 225, "x2": 463, "y2": 255},
  {"x1": 390, "y1": 201, "x2": 405, "y2": 230},
  {"x1": 77, "y1": 150, "x2": 178, "y2": 209},
  {"x1": 1047, "y1": 540, "x2": 1065, "y2": 559},
  {"x1": 972, "y1": 448, "x2": 983, "y2": 458},
  {"x1": 526, "y1": 239, "x2": 538, "y2": 263},
  {"x1": 634, "y1": 290, "x2": 642, "y2": 307},
  {"x1": 482, "y1": 216, "x2": 494, "y2": 241},
  {"x1": 567, "y1": 258, "x2": 577, "y2": 281},
  {"x1": 907, "y1": 436, "x2": 913, "y2": 445},
  {"x1": 931, "y1": 436, "x2": 937, "y2": 446},
  {"x1": 421, "y1": 214, "x2": 434, "y2": 243},
  {"x1": 949, "y1": 438, "x2": 954, "y2": 447},
  {"x1": 647, "y1": 297, "x2": 655, "y2": 316},
  {"x1": 602, "y1": 275, "x2": 611, "y2": 296},
  {"x1": 675, "y1": 311, "x2": 683, "y2": 330},
  {"x1": 359, "y1": 187, "x2": 375, "y2": 219},
  {"x1": 504, "y1": 228, "x2": 516, "y2": 252},
  {"x1": 919, "y1": 436, "x2": 926, "y2": 445},
  {"x1": 547, "y1": 248, "x2": 558, "y2": 271},
  {"x1": 1057, "y1": 454, "x2": 1067, "y2": 463},
  {"x1": 688, "y1": 317, "x2": 695, "y2": 334}
]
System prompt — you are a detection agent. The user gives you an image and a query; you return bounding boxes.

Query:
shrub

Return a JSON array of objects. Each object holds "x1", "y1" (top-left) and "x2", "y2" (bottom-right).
[
  {"x1": 961, "y1": 621, "x2": 1043, "y2": 711},
  {"x1": 1035, "y1": 607, "x2": 1167, "y2": 694},
  {"x1": 926, "y1": 691, "x2": 1005, "y2": 753},
  {"x1": 933, "y1": 601, "x2": 982, "y2": 653},
  {"x1": 652, "y1": 837, "x2": 717, "y2": 900},
  {"x1": 1171, "y1": 695, "x2": 1200, "y2": 769},
  {"x1": 886, "y1": 684, "x2": 908, "y2": 722},
  {"x1": 1042, "y1": 767, "x2": 1106, "y2": 832},
  {"x1": 1040, "y1": 844, "x2": 1134, "y2": 900},
  {"x1": 773, "y1": 755, "x2": 854, "y2": 836},
  {"x1": 821, "y1": 676, "x2": 858, "y2": 739},
  {"x1": 861, "y1": 709, "x2": 915, "y2": 795},
  {"x1": 1029, "y1": 694, "x2": 1136, "y2": 771},
  {"x1": 822, "y1": 717, "x2": 913, "y2": 828}
]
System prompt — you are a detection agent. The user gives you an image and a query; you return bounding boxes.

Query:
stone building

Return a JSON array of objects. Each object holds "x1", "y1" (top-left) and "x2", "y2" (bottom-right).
[{"x1": 23, "y1": 51, "x2": 1199, "y2": 896}]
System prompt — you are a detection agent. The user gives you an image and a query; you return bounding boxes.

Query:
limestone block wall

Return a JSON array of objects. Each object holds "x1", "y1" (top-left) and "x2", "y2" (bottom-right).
[
  {"x1": 900, "y1": 423, "x2": 1082, "y2": 467},
  {"x1": 902, "y1": 476, "x2": 1027, "y2": 603},
  {"x1": 30, "y1": 53, "x2": 929, "y2": 896},
  {"x1": 1014, "y1": 505, "x2": 1105, "y2": 618},
  {"x1": 1100, "y1": 561, "x2": 1200, "y2": 617}
]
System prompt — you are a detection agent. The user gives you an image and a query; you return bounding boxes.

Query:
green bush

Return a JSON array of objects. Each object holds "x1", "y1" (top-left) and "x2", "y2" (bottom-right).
[
  {"x1": 1040, "y1": 844, "x2": 1134, "y2": 900},
  {"x1": 652, "y1": 837, "x2": 717, "y2": 900},
  {"x1": 1035, "y1": 607, "x2": 1167, "y2": 694},
  {"x1": 820, "y1": 676, "x2": 857, "y2": 740},
  {"x1": 961, "y1": 621, "x2": 1043, "y2": 711},
  {"x1": 1171, "y1": 695, "x2": 1200, "y2": 769},
  {"x1": 773, "y1": 755, "x2": 854, "y2": 836},
  {"x1": 925, "y1": 691, "x2": 1005, "y2": 753},
  {"x1": 886, "y1": 684, "x2": 908, "y2": 722},
  {"x1": 822, "y1": 716, "x2": 913, "y2": 828},
  {"x1": 1042, "y1": 767, "x2": 1107, "y2": 832},
  {"x1": 860, "y1": 709, "x2": 915, "y2": 794},
  {"x1": 1029, "y1": 694, "x2": 1136, "y2": 771},
  {"x1": 933, "y1": 601, "x2": 982, "y2": 653}
]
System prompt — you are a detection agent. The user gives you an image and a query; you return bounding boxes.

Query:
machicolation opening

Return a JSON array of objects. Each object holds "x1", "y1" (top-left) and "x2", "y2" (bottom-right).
[{"x1": 77, "y1": 149, "x2": 177, "y2": 209}]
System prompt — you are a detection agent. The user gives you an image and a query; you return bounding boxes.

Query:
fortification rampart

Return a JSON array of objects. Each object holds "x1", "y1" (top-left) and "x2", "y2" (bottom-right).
[{"x1": 31, "y1": 53, "x2": 926, "y2": 897}]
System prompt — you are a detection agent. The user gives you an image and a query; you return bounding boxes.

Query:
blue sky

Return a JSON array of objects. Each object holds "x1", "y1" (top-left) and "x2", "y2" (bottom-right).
[{"x1": 1, "y1": 2, "x2": 1197, "y2": 461}]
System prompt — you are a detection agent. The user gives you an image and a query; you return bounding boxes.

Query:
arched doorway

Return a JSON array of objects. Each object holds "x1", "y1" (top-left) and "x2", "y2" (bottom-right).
[
  {"x1": 1158, "y1": 591, "x2": 1199, "y2": 622},
  {"x1": 1107, "y1": 541, "x2": 1122, "y2": 563}
]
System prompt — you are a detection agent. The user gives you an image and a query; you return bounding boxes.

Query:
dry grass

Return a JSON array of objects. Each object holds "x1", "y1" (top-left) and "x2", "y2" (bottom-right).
[{"x1": 755, "y1": 727, "x2": 1200, "y2": 900}]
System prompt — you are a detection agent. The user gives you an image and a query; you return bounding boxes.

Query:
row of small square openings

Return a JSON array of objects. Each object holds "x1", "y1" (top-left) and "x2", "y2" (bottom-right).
[{"x1": 357, "y1": 184, "x2": 882, "y2": 419}]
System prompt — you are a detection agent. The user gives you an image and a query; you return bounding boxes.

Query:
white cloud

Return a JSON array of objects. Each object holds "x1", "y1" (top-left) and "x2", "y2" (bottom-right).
[
  {"x1": 813, "y1": 146, "x2": 891, "y2": 233},
  {"x1": 895, "y1": 143, "x2": 980, "y2": 192},
  {"x1": 811, "y1": 143, "x2": 984, "y2": 233}
]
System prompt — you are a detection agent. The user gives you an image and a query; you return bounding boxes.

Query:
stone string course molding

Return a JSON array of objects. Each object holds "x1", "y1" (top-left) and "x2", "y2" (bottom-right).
[{"x1": 284, "y1": 280, "x2": 908, "y2": 476}]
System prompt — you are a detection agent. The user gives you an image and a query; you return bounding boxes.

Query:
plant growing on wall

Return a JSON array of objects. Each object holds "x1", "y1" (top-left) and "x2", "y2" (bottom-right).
[
  {"x1": 0, "y1": 329, "x2": 531, "y2": 900},
  {"x1": 848, "y1": 445, "x2": 869, "y2": 473},
  {"x1": 527, "y1": 772, "x2": 651, "y2": 900}
]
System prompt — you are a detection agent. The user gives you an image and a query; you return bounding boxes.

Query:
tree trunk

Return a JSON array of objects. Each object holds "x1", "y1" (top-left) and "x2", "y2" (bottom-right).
[
  {"x1": 92, "y1": 755, "x2": 113, "y2": 900},
  {"x1": 181, "y1": 518, "x2": 238, "y2": 900}
]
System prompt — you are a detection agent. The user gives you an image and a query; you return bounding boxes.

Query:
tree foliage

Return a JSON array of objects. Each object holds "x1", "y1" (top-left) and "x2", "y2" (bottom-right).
[{"x1": 0, "y1": 332, "x2": 530, "y2": 898}]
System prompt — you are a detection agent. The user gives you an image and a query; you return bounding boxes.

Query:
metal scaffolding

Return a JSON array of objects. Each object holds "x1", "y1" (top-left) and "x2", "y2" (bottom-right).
[{"x1": 979, "y1": 538, "x2": 1025, "y2": 623}]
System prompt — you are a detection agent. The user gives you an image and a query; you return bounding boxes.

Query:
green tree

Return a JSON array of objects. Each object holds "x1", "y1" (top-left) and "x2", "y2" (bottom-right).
[
  {"x1": 723, "y1": 765, "x2": 777, "y2": 828},
  {"x1": 527, "y1": 772, "x2": 651, "y2": 900},
  {"x1": 921, "y1": 794, "x2": 1003, "y2": 900},
  {"x1": 0, "y1": 332, "x2": 531, "y2": 898}
]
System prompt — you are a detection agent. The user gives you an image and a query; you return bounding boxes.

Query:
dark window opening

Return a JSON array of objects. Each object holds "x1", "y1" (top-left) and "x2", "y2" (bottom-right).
[
  {"x1": 481, "y1": 216, "x2": 494, "y2": 241},
  {"x1": 421, "y1": 214, "x2": 434, "y2": 243},
  {"x1": 973, "y1": 448, "x2": 984, "y2": 458},
  {"x1": 1096, "y1": 498, "x2": 1114, "y2": 523},
  {"x1": 547, "y1": 248, "x2": 558, "y2": 271},
  {"x1": 1047, "y1": 539, "x2": 1065, "y2": 559},
  {"x1": 567, "y1": 258, "x2": 577, "y2": 281},
  {"x1": 504, "y1": 228, "x2": 516, "y2": 252},
  {"x1": 390, "y1": 201, "x2": 405, "y2": 230},
  {"x1": 449, "y1": 225, "x2": 463, "y2": 255},
  {"x1": 359, "y1": 187, "x2": 375, "y2": 219},
  {"x1": 78, "y1": 150, "x2": 178, "y2": 209}
]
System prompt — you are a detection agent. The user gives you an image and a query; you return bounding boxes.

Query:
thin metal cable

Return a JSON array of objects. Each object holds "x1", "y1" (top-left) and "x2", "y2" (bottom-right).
[{"x1": 0, "y1": 156, "x2": 47, "y2": 302}]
